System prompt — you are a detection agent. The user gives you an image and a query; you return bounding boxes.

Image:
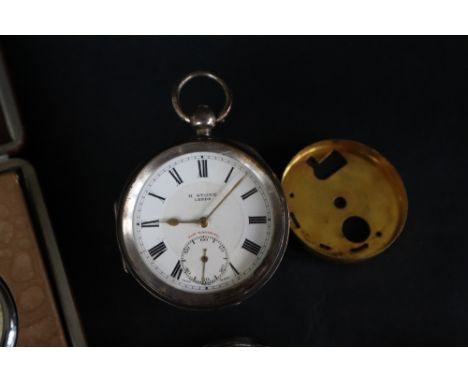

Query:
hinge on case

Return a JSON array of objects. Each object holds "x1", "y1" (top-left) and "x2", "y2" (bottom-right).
[
  {"x1": 114, "y1": 201, "x2": 129, "y2": 274},
  {"x1": 121, "y1": 257, "x2": 129, "y2": 274}
]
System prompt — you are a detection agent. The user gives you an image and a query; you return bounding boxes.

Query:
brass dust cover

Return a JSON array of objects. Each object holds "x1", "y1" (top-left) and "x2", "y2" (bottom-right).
[{"x1": 282, "y1": 140, "x2": 408, "y2": 262}]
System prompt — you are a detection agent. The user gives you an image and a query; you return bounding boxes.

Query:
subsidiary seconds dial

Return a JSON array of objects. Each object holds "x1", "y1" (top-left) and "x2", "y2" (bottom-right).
[{"x1": 181, "y1": 235, "x2": 229, "y2": 286}]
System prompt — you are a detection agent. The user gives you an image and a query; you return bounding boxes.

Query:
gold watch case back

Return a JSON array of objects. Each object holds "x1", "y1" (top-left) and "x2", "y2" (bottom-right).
[{"x1": 282, "y1": 140, "x2": 408, "y2": 262}]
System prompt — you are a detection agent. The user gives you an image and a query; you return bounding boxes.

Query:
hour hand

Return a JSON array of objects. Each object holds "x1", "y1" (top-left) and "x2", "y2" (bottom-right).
[{"x1": 160, "y1": 217, "x2": 202, "y2": 226}]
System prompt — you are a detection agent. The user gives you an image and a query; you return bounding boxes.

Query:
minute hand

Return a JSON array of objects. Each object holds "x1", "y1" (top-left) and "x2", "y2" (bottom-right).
[{"x1": 202, "y1": 174, "x2": 246, "y2": 219}]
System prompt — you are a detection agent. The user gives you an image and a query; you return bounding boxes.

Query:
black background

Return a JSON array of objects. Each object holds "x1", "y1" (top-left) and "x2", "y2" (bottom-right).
[{"x1": 1, "y1": 37, "x2": 467, "y2": 346}]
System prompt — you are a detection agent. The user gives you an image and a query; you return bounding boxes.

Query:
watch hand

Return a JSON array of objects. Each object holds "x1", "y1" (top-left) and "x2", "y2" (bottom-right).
[
  {"x1": 202, "y1": 174, "x2": 246, "y2": 219},
  {"x1": 160, "y1": 218, "x2": 205, "y2": 226},
  {"x1": 201, "y1": 248, "x2": 208, "y2": 284}
]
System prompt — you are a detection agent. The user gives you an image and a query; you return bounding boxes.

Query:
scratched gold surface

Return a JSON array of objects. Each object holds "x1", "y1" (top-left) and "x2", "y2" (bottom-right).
[{"x1": 282, "y1": 140, "x2": 408, "y2": 262}]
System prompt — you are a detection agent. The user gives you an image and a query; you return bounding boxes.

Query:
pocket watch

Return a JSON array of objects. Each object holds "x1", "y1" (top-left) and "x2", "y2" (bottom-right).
[
  {"x1": 116, "y1": 71, "x2": 289, "y2": 309},
  {"x1": 0, "y1": 277, "x2": 17, "y2": 347}
]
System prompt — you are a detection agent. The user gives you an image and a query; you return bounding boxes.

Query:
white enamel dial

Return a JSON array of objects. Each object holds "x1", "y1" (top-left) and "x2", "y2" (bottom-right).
[{"x1": 133, "y1": 151, "x2": 274, "y2": 293}]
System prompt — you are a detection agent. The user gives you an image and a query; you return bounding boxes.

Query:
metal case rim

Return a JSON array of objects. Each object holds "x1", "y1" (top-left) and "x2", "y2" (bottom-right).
[
  {"x1": 116, "y1": 139, "x2": 289, "y2": 310},
  {"x1": 0, "y1": 276, "x2": 18, "y2": 347},
  {"x1": 0, "y1": 51, "x2": 23, "y2": 155}
]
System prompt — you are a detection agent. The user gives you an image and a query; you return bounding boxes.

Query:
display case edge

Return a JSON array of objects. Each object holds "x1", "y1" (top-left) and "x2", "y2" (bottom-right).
[{"x1": 0, "y1": 158, "x2": 87, "y2": 346}]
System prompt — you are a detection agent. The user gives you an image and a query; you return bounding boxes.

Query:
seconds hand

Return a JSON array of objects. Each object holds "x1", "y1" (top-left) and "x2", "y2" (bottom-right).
[
  {"x1": 201, "y1": 248, "x2": 208, "y2": 285},
  {"x1": 202, "y1": 174, "x2": 246, "y2": 219}
]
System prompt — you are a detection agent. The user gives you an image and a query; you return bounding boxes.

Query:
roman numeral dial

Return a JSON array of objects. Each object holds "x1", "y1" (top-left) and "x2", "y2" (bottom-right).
[
  {"x1": 224, "y1": 167, "x2": 234, "y2": 183},
  {"x1": 198, "y1": 159, "x2": 208, "y2": 177},
  {"x1": 249, "y1": 216, "x2": 267, "y2": 224},
  {"x1": 241, "y1": 187, "x2": 258, "y2": 200},
  {"x1": 171, "y1": 261, "x2": 183, "y2": 280},
  {"x1": 169, "y1": 168, "x2": 183, "y2": 185},
  {"x1": 148, "y1": 193, "x2": 166, "y2": 201},
  {"x1": 141, "y1": 220, "x2": 159, "y2": 228},
  {"x1": 242, "y1": 239, "x2": 262, "y2": 255},
  {"x1": 229, "y1": 262, "x2": 240, "y2": 275},
  {"x1": 134, "y1": 151, "x2": 276, "y2": 296},
  {"x1": 148, "y1": 241, "x2": 167, "y2": 260}
]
